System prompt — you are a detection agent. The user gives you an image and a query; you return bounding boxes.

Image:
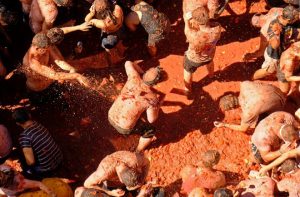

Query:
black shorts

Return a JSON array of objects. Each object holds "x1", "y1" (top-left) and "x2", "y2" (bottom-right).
[
  {"x1": 250, "y1": 143, "x2": 264, "y2": 164},
  {"x1": 183, "y1": 54, "x2": 211, "y2": 73}
]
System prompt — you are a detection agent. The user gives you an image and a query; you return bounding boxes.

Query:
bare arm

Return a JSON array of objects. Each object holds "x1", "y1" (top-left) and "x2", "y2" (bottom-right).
[
  {"x1": 22, "y1": 147, "x2": 35, "y2": 166},
  {"x1": 259, "y1": 148, "x2": 299, "y2": 175},
  {"x1": 49, "y1": 47, "x2": 76, "y2": 72},
  {"x1": 23, "y1": 179, "x2": 55, "y2": 196},
  {"x1": 37, "y1": 0, "x2": 58, "y2": 31},
  {"x1": 124, "y1": 61, "x2": 142, "y2": 77},
  {"x1": 146, "y1": 106, "x2": 159, "y2": 123},
  {"x1": 214, "y1": 121, "x2": 250, "y2": 132},
  {"x1": 85, "y1": 3, "x2": 96, "y2": 22},
  {"x1": 260, "y1": 150, "x2": 282, "y2": 163},
  {"x1": 60, "y1": 22, "x2": 92, "y2": 34},
  {"x1": 269, "y1": 36, "x2": 280, "y2": 49},
  {"x1": 90, "y1": 19, "x2": 106, "y2": 29}
]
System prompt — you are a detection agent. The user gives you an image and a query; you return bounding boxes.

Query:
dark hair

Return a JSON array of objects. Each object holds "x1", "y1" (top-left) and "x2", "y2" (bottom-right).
[
  {"x1": 280, "y1": 159, "x2": 297, "y2": 173},
  {"x1": 0, "y1": 2, "x2": 19, "y2": 26},
  {"x1": 202, "y1": 150, "x2": 221, "y2": 168},
  {"x1": 12, "y1": 108, "x2": 30, "y2": 124},
  {"x1": 219, "y1": 93, "x2": 239, "y2": 112},
  {"x1": 47, "y1": 28, "x2": 64, "y2": 45},
  {"x1": 95, "y1": 0, "x2": 117, "y2": 25},
  {"x1": 32, "y1": 33, "x2": 51, "y2": 48},
  {"x1": 214, "y1": 188, "x2": 233, "y2": 197},
  {"x1": 53, "y1": 0, "x2": 71, "y2": 6},
  {"x1": 281, "y1": 124, "x2": 299, "y2": 142},
  {"x1": 119, "y1": 166, "x2": 140, "y2": 188},
  {"x1": 0, "y1": 169, "x2": 14, "y2": 187},
  {"x1": 191, "y1": 7, "x2": 209, "y2": 25},
  {"x1": 282, "y1": 5, "x2": 299, "y2": 21},
  {"x1": 143, "y1": 67, "x2": 162, "y2": 86}
]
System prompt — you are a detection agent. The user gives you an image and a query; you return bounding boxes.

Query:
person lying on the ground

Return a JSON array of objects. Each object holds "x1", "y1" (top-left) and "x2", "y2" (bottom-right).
[
  {"x1": 0, "y1": 125, "x2": 12, "y2": 164},
  {"x1": 214, "y1": 81, "x2": 286, "y2": 132},
  {"x1": 29, "y1": 0, "x2": 72, "y2": 33},
  {"x1": 77, "y1": 137, "x2": 155, "y2": 197},
  {"x1": 19, "y1": 178, "x2": 73, "y2": 197},
  {"x1": 276, "y1": 169, "x2": 300, "y2": 197},
  {"x1": 183, "y1": 0, "x2": 229, "y2": 19},
  {"x1": 22, "y1": 32, "x2": 90, "y2": 92},
  {"x1": 251, "y1": 5, "x2": 299, "y2": 80},
  {"x1": 181, "y1": 6, "x2": 221, "y2": 94},
  {"x1": 125, "y1": 0, "x2": 170, "y2": 56},
  {"x1": 277, "y1": 41, "x2": 300, "y2": 94},
  {"x1": 108, "y1": 61, "x2": 165, "y2": 151},
  {"x1": 250, "y1": 111, "x2": 300, "y2": 164},
  {"x1": 85, "y1": 0, "x2": 126, "y2": 64},
  {"x1": 0, "y1": 164, "x2": 55, "y2": 196},
  {"x1": 234, "y1": 176, "x2": 275, "y2": 197},
  {"x1": 180, "y1": 150, "x2": 226, "y2": 195},
  {"x1": 12, "y1": 108, "x2": 63, "y2": 179}
]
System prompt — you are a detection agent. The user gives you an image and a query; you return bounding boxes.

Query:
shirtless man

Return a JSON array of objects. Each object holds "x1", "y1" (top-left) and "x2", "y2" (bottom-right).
[
  {"x1": 235, "y1": 177, "x2": 275, "y2": 197},
  {"x1": 23, "y1": 32, "x2": 89, "y2": 92},
  {"x1": 125, "y1": 1, "x2": 170, "y2": 56},
  {"x1": 182, "y1": 6, "x2": 221, "y2": 93},
  {"x1": 75, "y1": 138, "x2": 152, "y2": 197},
  {"x1": 252, "y1": 5, "x2": 299, "y2": 80},
  {"x1": 29, "y1": 0, "x2": 72, "y2": 33},
  {"x1": 85, "y1": 0, "x2": 125, "y2": 63},
  {"x1": 183, "y1": 0, "x2": 229, "y2": 19},
  {"x1": 108, "y1": 61, "x2": 163, "y2": 151},
  {"x1": 214, "y1": 81, "x2": 286, "y2": 132},
  {"x1": 180, "y1": 150, "x2": 226, "y2": 195},
  {"x1": 277, "y1": 41, "x2": 300, "y2": 94},
  {"x1": 0, "y1": 164, "x2": 55, "y2": 196},
  {"x1": 250, "y1": 111, "x2": 299, "y2": 164}
]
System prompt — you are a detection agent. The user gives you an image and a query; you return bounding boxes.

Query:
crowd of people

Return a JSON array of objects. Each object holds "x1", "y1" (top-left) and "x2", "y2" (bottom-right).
[{"x1": 1, "y1": 0, "x2": 300, "y2": 196}]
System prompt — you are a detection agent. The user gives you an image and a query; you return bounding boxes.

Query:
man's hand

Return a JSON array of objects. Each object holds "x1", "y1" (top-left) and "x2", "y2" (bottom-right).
[
  {"x1": 108, "y1": 189, "x2": 125, "y2": 197},
  {"x1": 214, "y1": 121, "x2": 225, "y2": 128},
  {"x1": 78, "y1": 22, "x2": 92, "y2": 32}
]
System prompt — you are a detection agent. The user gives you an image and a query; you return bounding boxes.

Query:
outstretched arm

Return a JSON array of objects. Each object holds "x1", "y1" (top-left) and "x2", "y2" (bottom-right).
[
  {"x1": 214, "y1": 121, "x2": 249, "y2": 132},
  {"x1": 60, "y1": 22, "x2": 92, "y2": 34},
  {"x1": 49, "y1": 46, "x2": 76, "y2": 73},
  {"x1": 85, "y1": 3, "x2": 96, "y2": 22}
]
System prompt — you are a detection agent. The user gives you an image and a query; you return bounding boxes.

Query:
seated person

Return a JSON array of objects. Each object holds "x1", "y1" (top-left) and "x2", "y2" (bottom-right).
[
  {"x1": 29, "y1": 0, "x2": 72, "y2": 33},
  {"x1": 180, "y1": 150, "x2": 226, "y2": 195},
  {"x1": 12, "y1": 108, "x2": 63, "y2": 179},
  {"x1": 250, "y1": 111, "x2": 300, "y2": 164},
  {"x1": 214, "y1": 81, "x2": 286, "y2": 132},
  {"x1": 235, "y1": 176, "x2": 275, "y2": 197},
  {"x1": 108, "y1": 61, "x2": 164, "y2": 151},
  {"x1": 0, "y1": 125, "x2": 12, "y2": 164},
  {"x1": 22, "y1": 32, "x2": 90, "y2": 92},
  {"x1": 85, "y1": 0, "x2": 125, "y2": 64},
  {"x1": 0, "y1": 164, "x2": 55, "y2": 196},
  {"x1": 125, "y1": 0, "x2": 170, "y2": 56}
]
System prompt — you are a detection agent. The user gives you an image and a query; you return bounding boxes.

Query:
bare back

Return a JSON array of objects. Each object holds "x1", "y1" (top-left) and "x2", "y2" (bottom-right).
[
  {"x1": 108, "y1": 75, "x2": 159, "y2": 130},
  {"x1": 280, "y1": 42, "x2": 300, "y2": 78}
]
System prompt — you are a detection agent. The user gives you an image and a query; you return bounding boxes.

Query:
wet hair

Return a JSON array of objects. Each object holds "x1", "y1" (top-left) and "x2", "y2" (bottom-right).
[
  {"x1": 12, "y1": 108, "x2": 31, "y2": 124},
  {"x1": 282, "y1": 5, "x2": 299, "y2": 22},
  {"x1": 94, "y1": 0, "x2": 117, "y2": 25},
  {"x1": 47, "y1": 28, "x2": 64, "y2": 45},
  {"x1": 191, "y1": 7, "x2": 209, "y2": 25},
  {"x1": 202, "y1": 150, "x2": 221, "y2": 168},
  {"x1": 280, "y1": 124, "x2": 299, "y2": 142},
  {"x1": 214, "y1": 188, "x2": 233, "y2": 197},
  {"x1": 119, "y1": 166, "x2": 140, "y2": 188},
  {"x1": 280, "y1": 159, "x2": 297, "y2": 173},
  {"x1": 53, "y1": 0, "x2": 71, "y2": 6},
  {"x1": 32, "y1": 33, "x2": 51, "y2": 48},
  {"x1": 0, "y1": 169, "x2": 14, "y2": 187},
  {"x1": 143, "y1": 67, "x2": 162, "y2": 86},
  {"x1": 218, "y1": 93, "x2": 239, "y2": 112}
]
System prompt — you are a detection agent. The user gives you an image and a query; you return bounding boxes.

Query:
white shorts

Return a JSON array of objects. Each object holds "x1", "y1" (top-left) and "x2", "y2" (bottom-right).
[{"x1": 261, "y1": 48, "x2": 279, "y2": 74}]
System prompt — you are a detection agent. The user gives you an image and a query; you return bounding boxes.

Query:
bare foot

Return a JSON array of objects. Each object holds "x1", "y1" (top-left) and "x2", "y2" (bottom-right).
[{"x1": 136, "y1": 136, "x2": 157, "y2": 152}]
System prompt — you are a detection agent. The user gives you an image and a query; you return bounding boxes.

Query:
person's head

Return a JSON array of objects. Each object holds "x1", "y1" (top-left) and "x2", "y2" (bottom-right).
[
  {"x1": 47, "y1": 28, "x2": 64, "y2": 45},
  {"x1": 0, "y1": 3, "x2": 19, "y2": 26},
  {"x1": 214, "y1": 188, "x2": 233, "y2": 197},
  {"x1": 74, "y1": 187, "x2": 103, "y2": 197},
  {"x1": 202, "y1": 150, "x2": 221, "y2": 168},
  {"x1": 280, "y1": 124, "x2": 299, "y2": 143},
  {"x1": 251, "y1": 14, "x2": 261, "y2": 28},
  {"x1": 12, "y1": 108, "x2": 31, "y2": 126},
  {"x1": 117, "y1": 163, "x2": 141, "y2": 190},
  {"x1": 188, "y1": 187, "x2": 208, "y2": 197},
  {"x1": 189, "y1": 7, "x2": 209, "y2": 29},
  {"x1": 53, "y1": 0, "x2": 72, "y2": 7},
  {"x1": 280, "y1": 5, "x2": 299, "y2": 25},
  {"x1": 31, "y1": 33, "x2": 51, "y2": 54},
  {"x1": 143, "y1": 67, "x2": 163, "y2": 86},
  {"x1": 218, "y1": 93, "x2": 239, "y2": 112},
  {"x1": 279, "y1": 159, "x2": 297, "y2": 173},
  {"x1": 94, "y1": 0, "x2": 116, "y2": 24},
  {"x1": 0, "y1": 169, "x2": 15, "y2": 188}
]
